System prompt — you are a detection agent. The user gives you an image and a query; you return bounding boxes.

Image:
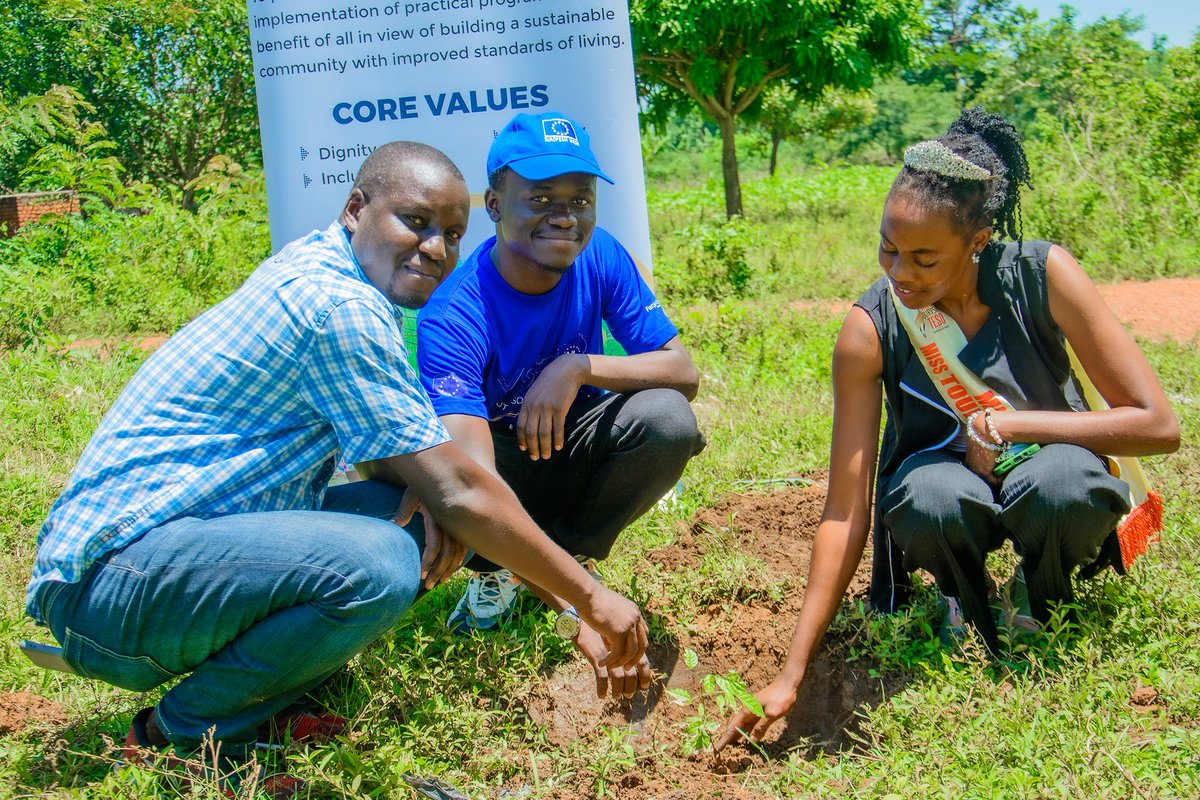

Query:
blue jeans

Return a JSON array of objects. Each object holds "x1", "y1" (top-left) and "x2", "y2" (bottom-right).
[{"x1": 38, "y1": 481, "x2": 418, "y2": 756}]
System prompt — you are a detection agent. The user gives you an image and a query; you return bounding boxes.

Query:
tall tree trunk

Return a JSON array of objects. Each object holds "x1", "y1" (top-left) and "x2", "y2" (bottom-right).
[
  {"x1": 769, "y1": 130, "x2": 783, "y2": 177},
  {"x1": 715, "y1": 114, "x2": 742, "y2": 218}
]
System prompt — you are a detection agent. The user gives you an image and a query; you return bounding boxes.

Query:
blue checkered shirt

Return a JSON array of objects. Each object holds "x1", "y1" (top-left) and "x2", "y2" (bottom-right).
[{"x1": 27, "y1": 223, "x2": 449, "y2": 621}]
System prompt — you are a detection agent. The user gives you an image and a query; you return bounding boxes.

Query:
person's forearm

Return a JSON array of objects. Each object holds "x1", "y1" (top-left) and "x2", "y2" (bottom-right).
[
  {"x1": 776, "y1": 521, "x2": 869, "y2": 689},
  {"x1": 983, "y1": 406, "x2": 1179, "y2": 457},
  {"x1": 520, "y1": 578, "x2": 570, "y2": 613},
  {"x1": 371, "y1": 445, "x2": 599, "y2": 610},
  {"x1": 441, "y1": 480, "x2": 594, "y2": 607},
  {"x1": 558, "y1": 348, "x2": 698, "y2": 400}
]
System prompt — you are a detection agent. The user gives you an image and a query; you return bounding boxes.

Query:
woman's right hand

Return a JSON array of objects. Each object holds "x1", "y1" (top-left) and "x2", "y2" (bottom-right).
[
  {"x1": 713, "y1": 677, "x2": 799, "y2": 751},
  {"x1": 965, "y1": 414, "x2": 1001, "y2": 485}
]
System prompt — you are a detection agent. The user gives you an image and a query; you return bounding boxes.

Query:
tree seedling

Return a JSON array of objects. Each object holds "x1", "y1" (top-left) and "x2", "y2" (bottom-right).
[{"x1": 665, "y1": 648, "x2": 763, "y2": 755}]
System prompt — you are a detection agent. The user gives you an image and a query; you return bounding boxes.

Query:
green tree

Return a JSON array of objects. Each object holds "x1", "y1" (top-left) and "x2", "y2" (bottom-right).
[
  {"x1": 909, "y1": 0, "x2": 1020, "y2": 99},
  {"x1": 0, "y1": 0, "x2": 258, "y2": 209},
  {"x1": 836, "y1": 77, "x2": 961, "y2": 162},
  {"x1": 1148, "y1": 39, "x2": 1200, "y2": 183},
  {"x1": 0, "y1": 2, "x2": 79, "y2": 101},
  {"x1": 975, "y1": 8, "x2": 1153, "y2": 133},
  {"x1": 755, "y1": 85, "x2": 874, "y2": 176},
  {"x1": 630, "y1": 0, "x2": 922, "y2": 218},
  {"x1": 969, "y1": 15, "x2": 1199, "y2": 273},
  {"x1": 89, "y1": 0, "x2": 258, "y2": 209}
]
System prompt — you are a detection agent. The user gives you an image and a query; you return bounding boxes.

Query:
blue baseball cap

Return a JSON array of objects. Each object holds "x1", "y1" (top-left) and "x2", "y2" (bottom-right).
[{"x1": 487, "y1": 111, "x2": 614, "y2": 185}]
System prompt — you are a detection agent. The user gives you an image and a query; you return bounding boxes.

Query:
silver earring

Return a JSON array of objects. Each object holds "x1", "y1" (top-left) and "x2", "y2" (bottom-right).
[{"x1": 971, "y1": 251, "x2": 981, "y2": 265}]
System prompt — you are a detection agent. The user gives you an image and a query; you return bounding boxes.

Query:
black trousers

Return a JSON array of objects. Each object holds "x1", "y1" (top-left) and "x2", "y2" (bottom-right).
[
  {"x1": 880, "y1": 443, "x2": 1131, "y2": 648},
  {"x1": 465, "y1": 388, "x2": 706, "y2": 572}
]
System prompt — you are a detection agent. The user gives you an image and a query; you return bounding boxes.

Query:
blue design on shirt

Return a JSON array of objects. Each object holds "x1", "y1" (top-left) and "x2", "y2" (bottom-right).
[{"x1": 417, "y1": 227, "x2": 677, "y2": 424}]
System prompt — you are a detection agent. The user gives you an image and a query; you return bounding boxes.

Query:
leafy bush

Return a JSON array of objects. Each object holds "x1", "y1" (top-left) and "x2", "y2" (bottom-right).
[
  {"x1": 0, "y1": 85, "x2": 124, "y2": 198},
  {"x1": 0, "y1": 167, "x2": 268, "y2": 347},
  {"x1": 660, "y1": 217, "x2": 755, "y2": 301}
]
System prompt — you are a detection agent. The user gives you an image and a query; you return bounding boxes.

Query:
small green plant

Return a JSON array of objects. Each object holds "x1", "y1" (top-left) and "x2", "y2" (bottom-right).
[
  {"x1": 666, "y1": 648, "x2": 763, "y2": 755},
  {"x1": 588, "y1": 725, "x2": 638, "y2": 798}
]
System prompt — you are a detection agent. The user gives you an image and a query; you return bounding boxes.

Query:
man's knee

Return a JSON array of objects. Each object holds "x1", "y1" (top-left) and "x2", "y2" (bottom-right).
[
  {"x1": 625, "y1": 388, "x2": 705, "y2": 457},
  {"x1": 319, "y1": 521, "x2": 421, "y2": 621}
]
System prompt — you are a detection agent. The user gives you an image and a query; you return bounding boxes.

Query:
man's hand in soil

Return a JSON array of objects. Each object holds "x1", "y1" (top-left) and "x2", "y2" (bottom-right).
[
  {"x1": 575, "y1": 621, "x2": 653, "y2": 698},
  {"x1": 515, "y1": 354, "x2": 586, "y2": 461},
  {"x1": 714, "y1": 677, "x2": 798, "y2": 751},
  {"x1": 576, "y1": 585, "x2": 649, "y2": 670},
  {"x1": 393, "y1": 488, "x2": 468, "y2": 590}
]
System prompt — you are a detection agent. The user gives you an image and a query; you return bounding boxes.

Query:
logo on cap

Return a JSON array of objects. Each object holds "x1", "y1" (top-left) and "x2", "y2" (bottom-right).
[{"x1": 542, "y1": 118, "x2": 578, "y2": 146}]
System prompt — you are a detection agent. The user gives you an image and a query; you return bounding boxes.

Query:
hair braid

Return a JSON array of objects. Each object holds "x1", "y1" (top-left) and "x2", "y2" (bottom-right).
[{"x1": 890, "y1": 107, "x2": 1032, "y2": 242}]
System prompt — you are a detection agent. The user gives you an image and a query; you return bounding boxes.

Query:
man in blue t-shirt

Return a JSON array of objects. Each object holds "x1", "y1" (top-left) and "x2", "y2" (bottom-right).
[{"x1": 418, "y1": 111, "x2": 705, "y2": 697}]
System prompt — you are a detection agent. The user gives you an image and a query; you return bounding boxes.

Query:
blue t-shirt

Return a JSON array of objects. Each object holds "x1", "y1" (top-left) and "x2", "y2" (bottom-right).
[{"x1": 417, "y1": 227, "x2": 678, "y2": 424}]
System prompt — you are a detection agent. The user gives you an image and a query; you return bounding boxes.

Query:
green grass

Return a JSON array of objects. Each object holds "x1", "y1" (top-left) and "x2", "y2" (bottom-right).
[{"x1": 1, "y1": 163, "x2": 1198, "y2": 798}]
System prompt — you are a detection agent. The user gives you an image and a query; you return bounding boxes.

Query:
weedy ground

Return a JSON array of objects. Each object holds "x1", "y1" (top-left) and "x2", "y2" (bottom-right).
[{"x1": 0, "y1": 165, "x2": 1198, "y2": 798}]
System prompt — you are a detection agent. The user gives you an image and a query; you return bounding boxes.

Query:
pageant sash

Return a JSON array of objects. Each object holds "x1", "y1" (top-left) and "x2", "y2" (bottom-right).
[
  {"x1": 887, "y1": 285, "x2": 1015, "y2": 418},
  {"x1": 888, "y1": 285, "x2": 1162, "y2": 568},
  {"x1": 1064, "y1": 344, "x2": 1163, "y2": 567}
]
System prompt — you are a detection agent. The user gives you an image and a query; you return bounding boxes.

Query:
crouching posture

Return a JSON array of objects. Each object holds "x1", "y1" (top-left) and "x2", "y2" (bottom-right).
[
  {"x1": 26, "y1": 142, "x2": 649, "y2": 795},
  {"x1": 717, "y1": 108, "x2": 1178, "y2": 749},
  {"x1": 413, "y1": 111, "x2": 705, "y2": 697}
]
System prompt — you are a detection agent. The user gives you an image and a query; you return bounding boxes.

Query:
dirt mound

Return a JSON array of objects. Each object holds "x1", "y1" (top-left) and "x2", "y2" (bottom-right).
[
  {"x1": 521, "y1": 481, "x2": 905, "y2": 799},
  {"x1": 0, "y1": 692, "x2": 67, "y2": 736}
]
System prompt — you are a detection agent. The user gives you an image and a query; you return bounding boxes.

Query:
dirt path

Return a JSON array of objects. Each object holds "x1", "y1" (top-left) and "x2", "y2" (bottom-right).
[
  {"x1": 1094, "y1": 277, "x2": 1200, "y2": 344},
  {"x1": 790, "y1": 276, "x2": 1200, "y2": 344}
]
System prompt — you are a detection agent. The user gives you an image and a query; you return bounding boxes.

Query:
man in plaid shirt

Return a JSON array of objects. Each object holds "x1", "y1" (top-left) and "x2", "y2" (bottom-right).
[{"x1": 26, "y1": 142, "x2": 647, "y2": 795}]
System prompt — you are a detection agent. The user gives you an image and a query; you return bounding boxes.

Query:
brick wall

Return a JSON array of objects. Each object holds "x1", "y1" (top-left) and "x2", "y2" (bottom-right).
[{"x1": 0, "y1": 191, "x2": 80, "y2": 237}]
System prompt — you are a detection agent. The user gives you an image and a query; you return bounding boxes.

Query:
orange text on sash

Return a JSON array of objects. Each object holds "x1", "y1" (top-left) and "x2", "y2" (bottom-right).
[{"x1": 918, "y1": 342, "x2": 1006, "y2": 414}]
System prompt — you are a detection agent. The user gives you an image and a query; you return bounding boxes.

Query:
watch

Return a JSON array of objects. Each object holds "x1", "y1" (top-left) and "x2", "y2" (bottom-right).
[{"x1": 554, "y1": 606, "x2": 581, "y2": 640}]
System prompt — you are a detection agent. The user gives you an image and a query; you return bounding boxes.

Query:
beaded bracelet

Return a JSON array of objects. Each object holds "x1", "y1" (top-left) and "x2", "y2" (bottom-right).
[
  {"x1": 966, "y1": 410, "x2": 1005, "y2": 452},
  {"x1": 982, "y1": 408, "x2": 1007, "y2": 449}
]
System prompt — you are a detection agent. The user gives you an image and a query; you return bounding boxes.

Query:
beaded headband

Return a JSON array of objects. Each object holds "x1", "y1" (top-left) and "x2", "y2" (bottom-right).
[{"x1": 903, "y1": 140, "x2": 993, "y2": 181}]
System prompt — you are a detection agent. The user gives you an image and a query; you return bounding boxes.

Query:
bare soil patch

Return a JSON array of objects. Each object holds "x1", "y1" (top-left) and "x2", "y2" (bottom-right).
[
  {"x1": 1096, "y1": 278, "x2": 1200, "y2": 344},
  {"x1": 0, "y1": 692, "x2": 67, "y2": 736},
  {"x1": 521, "y1": 480, "x2": 905, "y2": 799},
  {"x1": 788, "y1": 277, "x2": 1200, "y2": 344}
]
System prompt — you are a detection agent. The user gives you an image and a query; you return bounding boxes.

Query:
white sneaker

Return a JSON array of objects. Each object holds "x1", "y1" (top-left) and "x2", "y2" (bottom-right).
[{"x1": 447, "y1": 569, "x2": 522, "y2": 633}]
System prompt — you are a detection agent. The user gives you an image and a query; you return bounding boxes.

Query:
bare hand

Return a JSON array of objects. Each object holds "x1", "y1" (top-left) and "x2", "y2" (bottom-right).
[
  {"x1": 575, "y1": 586, "x2": 648, "y2": 670},
  {"x1": 574, "y1": 622, "x2": 654, "y2": 699},
  {"x1": 516, "y1": 354, "x2": 586, "y2": 461},
  {"x1": 714, "y1": 678, "x2": 798, "y2": 752},
  {"x1": 393, "y1": 487, "x2": 467, "y2": 589},
  {"x1": 965, "y1": 436, "x2": 1000, "y2": 486}
]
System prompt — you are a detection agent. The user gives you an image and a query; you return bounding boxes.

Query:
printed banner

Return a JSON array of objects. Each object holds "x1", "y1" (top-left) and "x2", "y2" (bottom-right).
[{"x1": 244, "y1": 0, "x2": 651, "y2": 271}]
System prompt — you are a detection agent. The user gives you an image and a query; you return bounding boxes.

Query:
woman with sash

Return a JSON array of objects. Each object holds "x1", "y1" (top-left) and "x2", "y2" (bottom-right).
[{"x1": 717, "y1": 107, "x2": 1179, "y2": 750}]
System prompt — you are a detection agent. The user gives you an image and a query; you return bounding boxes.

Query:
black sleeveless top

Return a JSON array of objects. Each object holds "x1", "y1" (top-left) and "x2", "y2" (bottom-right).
[{"x1": 855, "y1": 239, "x2": 1090, "y2": 611}]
